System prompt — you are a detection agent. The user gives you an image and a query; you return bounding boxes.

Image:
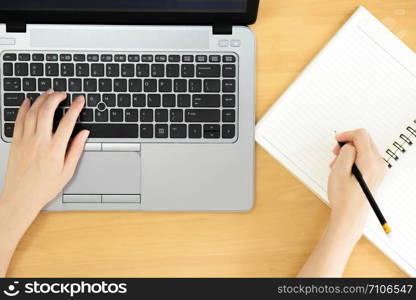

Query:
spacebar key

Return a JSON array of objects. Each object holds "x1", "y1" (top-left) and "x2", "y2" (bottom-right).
[
  {"x1": 185, "y1": 109, "x2": 220, "y2": 122},
  {"x1": 74, "y1": 124, "x2": 138, "y2": 138}
]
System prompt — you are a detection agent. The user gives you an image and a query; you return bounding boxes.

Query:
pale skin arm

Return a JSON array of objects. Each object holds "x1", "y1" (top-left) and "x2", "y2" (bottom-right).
[
  {"x1": 298, "y1": 129, "x2": 388, "y2": 277},
  {"x1": 0, "y1": 90, "x2": 89, "y2": 277}
]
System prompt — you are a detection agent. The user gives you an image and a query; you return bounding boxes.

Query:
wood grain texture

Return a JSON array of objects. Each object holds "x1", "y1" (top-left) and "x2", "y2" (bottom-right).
[{"x1": 8, "y1": 0, "x2": 415, "y2": 277}]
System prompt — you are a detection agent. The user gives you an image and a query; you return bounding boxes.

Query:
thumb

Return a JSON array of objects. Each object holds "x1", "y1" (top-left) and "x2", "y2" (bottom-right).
[
  {"x1": 332, "y1": 143, "x2": 356, "y2": 176},
  {"x1": 63, "y1": 130, "x2": 89, "y2": 177}
]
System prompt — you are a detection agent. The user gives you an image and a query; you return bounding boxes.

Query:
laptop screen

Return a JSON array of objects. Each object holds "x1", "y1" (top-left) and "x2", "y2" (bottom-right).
[{"x1": 0, "y1": 0, "x2": 248, "y2": 13}]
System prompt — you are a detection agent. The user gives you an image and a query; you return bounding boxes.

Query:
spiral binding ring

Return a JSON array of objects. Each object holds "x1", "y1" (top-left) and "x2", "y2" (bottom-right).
[{"x1": 384, "y1": 120, "x2": 416, "y2": 168}]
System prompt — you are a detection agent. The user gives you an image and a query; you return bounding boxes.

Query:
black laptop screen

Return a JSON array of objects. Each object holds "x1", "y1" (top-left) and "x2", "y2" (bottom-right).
[{"x1": 0, "y1": 0, "x2": 248, "y2": 13}]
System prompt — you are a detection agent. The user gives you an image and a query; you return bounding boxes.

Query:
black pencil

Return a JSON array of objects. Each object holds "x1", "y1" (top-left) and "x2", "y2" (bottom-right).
[{"x1": 338, "y1": 141, "x2": 391, "y2": 234}]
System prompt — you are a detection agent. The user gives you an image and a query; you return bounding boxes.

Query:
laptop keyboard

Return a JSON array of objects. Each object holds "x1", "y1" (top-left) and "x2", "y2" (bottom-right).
[{"x1": 1, "y1": 52, "x2": 238, "y2": 142}]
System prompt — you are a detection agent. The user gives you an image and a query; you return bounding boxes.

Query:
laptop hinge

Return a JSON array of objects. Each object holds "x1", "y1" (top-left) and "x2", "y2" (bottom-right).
[
  {"x1": 213, "y1": 23, "x2": 233, "y2": 35},
  {"x1": 6, "y1": 21, "x2": 26, "y2": 33}
]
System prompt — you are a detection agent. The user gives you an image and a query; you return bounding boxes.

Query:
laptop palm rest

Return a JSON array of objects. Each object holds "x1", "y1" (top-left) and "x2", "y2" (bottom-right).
[{"x1": 63, "y1": 152, "x2": 141, "y2": 196}]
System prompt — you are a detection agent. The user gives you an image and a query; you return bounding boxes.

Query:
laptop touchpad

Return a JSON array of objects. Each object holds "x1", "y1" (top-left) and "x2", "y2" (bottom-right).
[{"x1": 63, "y1": 152, "x2": 141, "y2": 195}]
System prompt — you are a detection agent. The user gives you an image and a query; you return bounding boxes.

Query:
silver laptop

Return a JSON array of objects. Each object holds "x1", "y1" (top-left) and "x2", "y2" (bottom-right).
[{"x1": 0, "y1": 0, "x2": 258, "y2": 211}]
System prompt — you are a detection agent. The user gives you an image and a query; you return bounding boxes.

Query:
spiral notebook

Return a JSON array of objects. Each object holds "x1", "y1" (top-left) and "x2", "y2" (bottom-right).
[{"x1": 256, "y1": 6, "x2": 416, "y2": 276}]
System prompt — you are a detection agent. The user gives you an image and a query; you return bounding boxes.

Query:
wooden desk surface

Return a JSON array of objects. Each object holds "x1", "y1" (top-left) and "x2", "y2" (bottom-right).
[{"x1": 8, "y1": 0, "x2": 415, "y2": 277}]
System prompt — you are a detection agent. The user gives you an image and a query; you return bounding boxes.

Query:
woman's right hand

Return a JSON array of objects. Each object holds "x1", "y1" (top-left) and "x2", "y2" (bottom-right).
[{"x1": 328, "y1": 129, "x2": 388, "y2": 242}]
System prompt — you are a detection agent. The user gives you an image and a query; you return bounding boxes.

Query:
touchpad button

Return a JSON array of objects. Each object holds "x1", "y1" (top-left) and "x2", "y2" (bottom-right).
[{"x1": 64, "y1": 152, "x2": 141, "y2": 195}]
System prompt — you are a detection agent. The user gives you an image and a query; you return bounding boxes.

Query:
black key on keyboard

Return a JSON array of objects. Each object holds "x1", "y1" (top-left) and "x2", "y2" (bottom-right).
[
  {"x1": 4, "y1": 123, "x2": 15, "y2": 138},
  {"x1": 80, "y1": 109, "x2": 93, "y2": 122},
  {"x1": 38, "y1": 78, "x2": 52, "y2": 92},
  {"x1": 192, "y1": 94, "x2": 220, "y2": 107},
  {"x1": 177, "y1": 94, "x2": 191, "y2": 107},
  {"x1": 155, "y1": 109, "x2": 168, "y2": 122},
  {"x1": 185, "y1": 109, "x2": 220, "y2": 123},
  {"x1": 140, "y1": 109, "x2": 153, "y2": 122},
  {"x1": 114, "y1": 79, "x2": 127, "y2": 92},
  {"x1": 121, "y1": 64, "x2": 134, "y2": 77},
  {"x1": 140, "y1": 124, "x2": 153, "y2": 138},
  {"x1": 114, "y1": 54, "x2": 126, "y2": 62},
  {"x1": 151, "y1": 64, "x2": 164, "y2": 77},
  {"x1": 222, "y1": 95, "x2": 236, "y2": 107},
  {"x1": 4, "y1": 78, "x2": 21, "y2": 91},
  {"x1": 68, "y1": 78, "x2": 82, "y2": 92},
  {"x1": 125, "y1": 109, "x2": 138, "y2": 122},
  {"x1": 144, "y1": 79, "x2": 157, "y2": 92},
  {"x1": 196, "y1": 64, "x2": 220, "y2": 77},
  {"x1": 222, "y1": 110, "x2": 236, "y2": 122},
  {"x1": 46, "y1": 63, "x2": 59, "y2": 76},
  {"x1": 155, "y1": 124, "x2": 168, "y2": 138},
  {"x1": 222, "y1": 80, "x2": 236, "y2": 93},
  {"x1": 166, "y1": 64, "x2": 179, "y2": 77},
  {"x1": 3, "y1": 63, "x2": 13, "y2": 76},
  {"x1": 4, "y1": 93, "x2": 25, "y2": 106},
  {"x1": 174, "y1": 79, "x2": 187, "y2": 92},
  {"x1": 3, "y1": 53, "x2": 16, "y2": 61},
  {"x1": 189, "y1": 79, "x2": 202, "y2": 92},
  {"x1": 170, "y1": 124, "x2": 186, "y2": 138},
  {"x1": 204, "y1": 79, "x2": 220, "y2": 93},
  {"x1": 189, "y1": 124, "x2": 202, "y2": 138},
  {"x1": 87, "y1": 94, "x2": 101, "y2": 107},
  {"x1": 182, "y1": 55, "x2": 194, "y2": 62},
  {"x1": 128, "y1": 55, "x2": 140, "y2": 62},
  {"x1": 95, "y1": 110, "x2": 108, "y2": 122},
  {"x1": 222, "y1": 125, "x2": 235, "y2": 139},
  {"x1": 223, "y1": 64, "x2": 236, "y2": 78},
  {"x1": 155, "y1": 55, "x2": 167, "y2": 62},
  {"x1": 132, "y1": 94, "x2": 146, "y2": 107},
  {"x1": 181, "y1": 64, "x2": 195, "y2": 77},
  {"x1": 15, "y1": 63, "x2": 28, "y2": 76},
  {"x1": 118, "y1": 94, "x2": 131, "y2": 107},
  {"x1": 147, "y1": 94, "x2": 161, "y2": 107},
  {"x1": 101, "y1": 54, "x2": 112, "y2": 62},
  {"x1": 74, "y1": 124, "x2": 138, "y2": 138},
  {"x1": 159, "y1": 79, "x2": 172, "y2": 92},
  {"x1": 60, "y1": 54, "x2": 72, "y2": 61},
  {"x1": 4, "y1": 108, "x2": 18, "y2": 121},
  {"x1": 110, "y1": 109, "x2": 124, "y2": 122},
  {"x1": 46, "y1": 54, "x2": 58, "y2": 61},
  {"x1": 84, "y1": 79, "x2": 97, "y2": 92},
  {"x1": 204, "y1": 124, "x2": 220, "y2": 138},
  {"x1": 99, "y1": 79, "x2": 112, "y2": 92},
  {"x1": 170, "y1": 109, "x2": 183, "y2": 122},
  {"x1": 74, "y1": 54, "x2": 86, "y2": 61},
  {"x1": 223, "y1": 55, "x2": 236, "y2": 63},
  {"x1": 106, "y1": 64, "x2": 119, "y2": 77},
  {"x1": 18, "y1": 53, "x2": 30, "y2": 61},
  {"x1": 87, "y1": 54, "x2": 99, "y2": 62},
  {"x1": 103, "y1": 94, "x2": 116, "y2": 107},
  {"x1": 30, "y1": 63, "x2": 44, "y2": 76},
  {"x1": 61, "y1": 63, "x2": 74, "y2": 76},
  {"x1": 209, "y1": 55, "x2": 221, "y2": 63},
  {"x1": 196, "y1": 55, "x2": 207, "y2": 62},
  {"x1": 27, "y1": 93, "x2": 40, "y2": 102},
  {"x1": 53, "y1": 78, "x2": 66, "y2": 91},
  {"x1": 72, "y1": 93, "x2": 86, "y2": 102},
  {"x1": 91, "y1": 64, "x2": 104, "y2": 77},
  {"x1": 142, "y1": 55, "x2": 153, "y2": 62},
  {"x1": 136, "y1": 64, "x2": 150, "y2": 77},
  {"x1": 162, "y1": 94, "x2": 175, "y2": 107},
  {"x1": 59, "y1": 94, "x2": 71, "y2": 107},
  {"x1": 129, "y1": 79, "x2": 142, "y2": 92},
  {"x1": 169, "y1": 55, "x2": 180, "y2": 62},
  {"x1": 23, "y1": 78, "x2": 36, "y2": 91},
  {"x1": 76, "y1": 63, "x2": 89, "y2": 76}
]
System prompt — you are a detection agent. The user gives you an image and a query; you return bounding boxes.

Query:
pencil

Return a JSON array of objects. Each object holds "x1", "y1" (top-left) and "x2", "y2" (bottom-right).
[{"x1": 337, "y1": 141, "x2": 391, "y2": 234}]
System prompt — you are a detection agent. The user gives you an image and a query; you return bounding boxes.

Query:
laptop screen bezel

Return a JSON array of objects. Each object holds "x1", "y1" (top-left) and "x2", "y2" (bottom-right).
[{"x1": 0, "y1": 0, "x2": 259, "y2": 27}]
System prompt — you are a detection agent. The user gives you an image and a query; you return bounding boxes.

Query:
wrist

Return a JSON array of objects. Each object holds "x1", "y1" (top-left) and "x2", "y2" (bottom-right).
[{"x1": 327, "y1": 215, "x2": 364, "y2": 246}]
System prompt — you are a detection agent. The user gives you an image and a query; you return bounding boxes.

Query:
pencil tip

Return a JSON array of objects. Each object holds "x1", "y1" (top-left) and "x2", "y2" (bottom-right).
[{"x1": 383, "y1": 223, "x2": 392, "y2": 234}]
